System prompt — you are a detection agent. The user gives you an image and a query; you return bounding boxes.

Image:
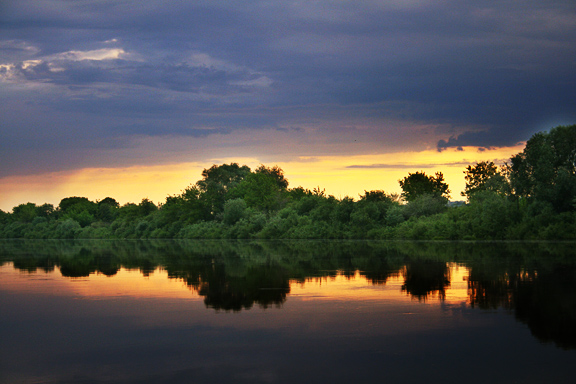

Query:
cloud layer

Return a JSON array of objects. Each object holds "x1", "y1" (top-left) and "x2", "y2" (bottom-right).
[{"x1": 1, "y1": 0, "x2": 575, "y2": 178}]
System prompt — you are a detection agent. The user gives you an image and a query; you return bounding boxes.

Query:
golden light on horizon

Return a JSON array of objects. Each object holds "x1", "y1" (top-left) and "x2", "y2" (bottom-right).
[
  {"x1": 0, "y1": 145, "x2": 524, "y2": 211},
  {"x1": 276, "y1": 145, "x2": 524, "y2": 200}
]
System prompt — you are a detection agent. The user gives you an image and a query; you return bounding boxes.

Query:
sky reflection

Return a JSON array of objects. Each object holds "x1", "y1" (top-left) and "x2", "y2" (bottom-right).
[
  {"x1": 1, "y1": 249, "x2": 575, "y2": 384},
  {"x1": 0, "y1": 262, "x2": 470, "y2": 305}
]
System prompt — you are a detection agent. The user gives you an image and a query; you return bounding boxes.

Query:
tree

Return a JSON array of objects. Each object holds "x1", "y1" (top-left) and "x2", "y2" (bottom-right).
[
  {"x1": 359, "y1": 190, "x2": 399, "y2": 204},
  {"x1": 196, "y1": 163, "x2": 251, "y2": 216},
  {"x1": 288, "y1": 186, "x2": 313, "y2": 201},
  {"x1": 138, "y1": 198, "x2": 158, "y2": 216},
  {"x1": 255, "y1": 165, "x2": 289, "y2": 189},
  {"x1": 55, "y1": 218, "x2": 81, "y2": 239},
  {"x1": 0, "y1": 209, "x2": 8, "y2": 224},
  {"x1": 223, "y1": 198, "x2": 247, "y2": 225},
  {"x1": 12, "y1": 203, "x2": 38, "y2": 223},
  {"x1": 403, "y1": 194, "x2": 448, "y2": 218},
  {"x1": 462, "y1": 161, "x2": 509, "y2": 200},
  {"x1": 96, "y1": 197, "x2": 119, "y2": 222},
  {"x1": 399, "y1": 171, "x2": 450, "y2": 202},
  {"x1": 36, "y1": 203, "x2": 55, "y2": 219},
  {"x1": 509, "y1": 124, "x2": 576, "y2": 212},
  {"x1": 98, "y1": 197, "x2": 119, "y2": 208},
  {"x1": 230, "y1": 172, "x2": 288, "y2": 212},
  {"x1": 57, "y1": 197, "x2": 97, "y2": 227},
  {"x1": 58, "y1": 197, "x2": 96, "y2": 213},
  {"x1": 160, "y1": 185, "x2": 207, "y2": 226}
]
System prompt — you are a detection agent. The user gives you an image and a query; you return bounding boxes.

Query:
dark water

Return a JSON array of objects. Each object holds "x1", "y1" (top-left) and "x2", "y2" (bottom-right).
[{"x1": 1, "y1": 240, "x2": 575, "y2": 384}]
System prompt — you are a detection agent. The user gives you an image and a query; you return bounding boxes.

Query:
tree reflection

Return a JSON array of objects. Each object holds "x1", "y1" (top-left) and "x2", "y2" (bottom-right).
[
  {"x1": 1, "y1": 239, "x2": 575, "y2": 349},
  {"x1": 59, "y1": 248, "x2": 119, "y2": 278},
  {"x1": 401, "y1": 260, "x2": 450, "y2": 301},
  {"x1": 468, "y1": 272, "x2": 516, "y2": 310},
  {"x1": 467, "y1": 262, "x2": 576, "y2": 349},
  {"x1": 514, "y1": 265, "x2": 576, "y2": 350},
  {"x1": 197, "y1": 265, "x2": 290, "y2": 311},
  {"x1": 360, "y1": 256, "x2": 400, "y2": 285}
]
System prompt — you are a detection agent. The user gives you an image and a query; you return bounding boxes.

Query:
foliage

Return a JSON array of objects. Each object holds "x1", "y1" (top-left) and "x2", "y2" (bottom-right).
[
  {"x1": 287, "y1": 186, "x2": 313, "y2": 201},
  {"x1": 1, "y1": 125, "x2": 575, "y2": 240},
  {"x1": 230, "y1": 171, "x2": 287, "y2": 212},
  {"x1": 98, "y1": 197, "x2": 119, "y2": 208},
  {"x1": 223, "y1": 198, "x2": 247, "y2": 225},
  {"x1": 12, "y1": 203, "x2": 40, "y2": 223},
  {"x1": 196, "y1": 163, "x2": 251, "y2": 217},
  {"x1": 510, "y1": 124, "x2": 576, "y2": 212},
  {"x1": 0, "y1": 209, "x2": 9, "y2": 224},
  {"x1": 59, "y1": 197, "x2": 94, "y2": 213},
  {"x1": 399, "y1": 171, "x2": 450, "y2": 202},
  {"x1": 403, "y1": 194, "x2": 448, "y2": 218},
  {"x1": 96, "y1": 198, "x2": 118, "y2": 222},
  {"x1": 359, "y1": 190, "x2": 396, "y2": 203},
  {"x1": 462, "y1": 161, "x2": 510, "y2": 200},
  {"x1": 254, "y1": 164, "x2": 289, "y2": 189}
]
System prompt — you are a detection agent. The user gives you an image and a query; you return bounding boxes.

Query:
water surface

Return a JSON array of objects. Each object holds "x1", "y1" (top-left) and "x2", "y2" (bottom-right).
[{"x1": 1, "y1": 240, "x2": 575, "y2": 383}]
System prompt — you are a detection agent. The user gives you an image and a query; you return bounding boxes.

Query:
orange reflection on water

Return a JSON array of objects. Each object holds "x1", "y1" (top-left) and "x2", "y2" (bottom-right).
[
  {"x1": 68, "y1": 267, "x2": 203, "y2": 299},
  {"x1": 0, "y1": 261, "x2": 475, "y2": 335},
  {"x1": 0, "y1": 263, "x2": 201, "y2": 300},
  {"x1": 444, "y1": 264, "x2": 470, "y2": 304},
  {"x1": 0, "y1": 262, "x2": 470, "y2": 305},
  {"x1": 289, "y1": 263, "x2": 470, "y2": 305}
]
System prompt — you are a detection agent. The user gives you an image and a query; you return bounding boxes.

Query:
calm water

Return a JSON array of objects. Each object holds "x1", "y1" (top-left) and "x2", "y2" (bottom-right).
[{"x1": 1, "y1": 240, "x2": 575, "y2": 384}]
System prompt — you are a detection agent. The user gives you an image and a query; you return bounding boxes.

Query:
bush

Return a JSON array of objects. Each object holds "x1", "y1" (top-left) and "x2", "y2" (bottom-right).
[
  {"x1": 223, "y1": 198, "x2": 247, "y2": 225},
  {"x1": 403, "y1": 194, "x2": 448, "y2": 218},
  {"x1": 385, "y1": 206, "x2": 405, "y2": 226},
  {"x1": 55, "y1": 219, "x2": 81, "y2": 239}
]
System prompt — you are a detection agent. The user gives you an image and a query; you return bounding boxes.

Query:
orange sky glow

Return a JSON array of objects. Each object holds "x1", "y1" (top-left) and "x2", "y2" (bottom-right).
[{"x1": 0, "y1": 145, "x2": 524, "y2": 212}]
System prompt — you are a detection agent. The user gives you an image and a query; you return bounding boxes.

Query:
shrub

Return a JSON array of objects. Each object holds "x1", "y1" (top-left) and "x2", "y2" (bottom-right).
[{"x1": 223, "y1": 198, "x2": 247, "y2": 225}]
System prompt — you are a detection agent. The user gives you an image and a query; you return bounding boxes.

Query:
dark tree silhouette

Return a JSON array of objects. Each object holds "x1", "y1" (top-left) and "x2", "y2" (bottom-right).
[{"x1": 399, "y1": 171, "x2": 450, "y2": 202}]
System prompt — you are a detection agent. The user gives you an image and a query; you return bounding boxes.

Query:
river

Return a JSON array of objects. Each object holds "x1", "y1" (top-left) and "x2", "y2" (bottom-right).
[{"x1": 1, "y1": 240, "x2": 575, "y2": 383}]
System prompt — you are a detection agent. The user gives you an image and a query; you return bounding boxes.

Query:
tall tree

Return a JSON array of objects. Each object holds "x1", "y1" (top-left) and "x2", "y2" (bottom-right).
[
  {"x1": 58, "y1": 197, "x2": 96, "y2": 213},
  {"x1": 58, "y1": 196, "x2": 97, "y2": 226},
  {"x1": 399, "y1": 171, "x2": 450, "y2": 202},
  {"x1": 254, "y1": 165, "x2": 289, "y2": 189},
  {"x1": 509, "y1": 125, "x2": 576, "y2": 211},
  {"x1": 12, "y1": 203, "x2": 38, "y2": 223},
  {"x1": 98, "y1": 197, "x2": 119, "y2": 208},
  {"x1": 96, "y1": 197, "x2": 119, "y2": 222},
  {"x1": 196, "y1": 163, "x2": 251, "y2": 216},
  {"x1": 230, "y1": 171, "x2": 288, "y2": 212},
  {"x1": 138, "y1": 198, "x2": 158, "y2": 216},
  {"x1": 462, "y1": 161, "x2": 509, "y2": 200},
  {"x1": 359, "y1": 190, "x2": 399, "y2": 203},
  {"x1": 162, "y1": 185, "x2": 206, "y2": 224},
  {"x1": 0, "y1": 209, "x2": 8, "y2": 224}
]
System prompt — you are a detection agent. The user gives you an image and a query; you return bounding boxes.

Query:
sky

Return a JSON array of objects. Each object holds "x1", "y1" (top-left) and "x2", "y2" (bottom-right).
[{"x1": 1, "y1": 0, "x2": 575, "y2": 210}]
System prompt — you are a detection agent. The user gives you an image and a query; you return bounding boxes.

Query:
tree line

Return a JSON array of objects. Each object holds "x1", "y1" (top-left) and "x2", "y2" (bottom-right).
[{"x1": 1, "y1": 124, "x2": 575, "y2": 240}]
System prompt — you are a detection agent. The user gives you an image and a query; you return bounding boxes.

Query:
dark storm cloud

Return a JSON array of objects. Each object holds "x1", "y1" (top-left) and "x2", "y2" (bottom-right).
[
  {"x1": 347, "y1": 161, "x2": 476, "y2": 169},
  {"x1": 7, "y1": 57, "x2": 266, "y2": 95},
  {"x1": 436, "y1": 130, "x2": 523, "y2": 152},
  {"x1": 1, "y1": 0, "x2": 575, "y2": 176}
]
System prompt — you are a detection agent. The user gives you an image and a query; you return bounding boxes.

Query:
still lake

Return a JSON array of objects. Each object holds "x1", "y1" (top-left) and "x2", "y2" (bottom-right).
[{"x1": 1, "y1": 240, "x2": 575, "y2": 383}]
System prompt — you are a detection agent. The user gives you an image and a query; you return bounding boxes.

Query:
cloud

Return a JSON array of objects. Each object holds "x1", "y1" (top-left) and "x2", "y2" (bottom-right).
[
  {"x1": 53, "y1": 48, "x2": 129, "y2": 61},
  {"x1": 347, "y1": 161, "x2": 475, "y2": 169},
  {"x1": 436, "y1": 128, "x2": 536, "y2": 151},
  {"x1": 0, "y1": 44, "x2": 272, "y2": 98},
  {"x1": 0, "y1": 0, "x2": 575, "y2": 180}
]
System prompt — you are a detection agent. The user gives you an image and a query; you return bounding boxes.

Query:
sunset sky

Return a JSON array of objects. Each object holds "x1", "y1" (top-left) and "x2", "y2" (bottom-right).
[{"x1": 1, "y1": 0, "x2": 575, "y2": 211}]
